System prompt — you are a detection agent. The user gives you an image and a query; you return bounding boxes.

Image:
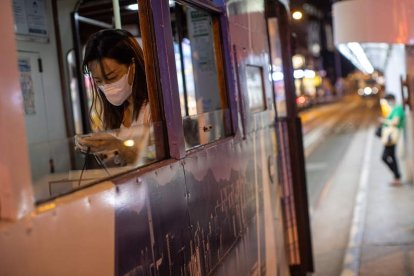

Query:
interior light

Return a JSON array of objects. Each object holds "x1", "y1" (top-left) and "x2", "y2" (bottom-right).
[
  {"x1": 347, "y1": 42, "x2": 374, "y2": 74},
  {"x1": 294, "y1": 69, "x2": 305, "y2": 79},
  {"x1": 297, "y1": 96, "x2": 306, "y2": 104},
  {"x1": 127, "y1": 4, "x2": 138, "y2": 10},
  {"x1": 338, "y1": 44, "x2": 355, "y2": 62},
  {"x1": 311, "y1": 43, "x2": 321, "y2": 55},
  {"x1": 292, "y1": 54, "x2": 305, "y2": 69},
  {"x1": 128, "y1": 2, "x2": 173, "y2": 9},
  {"x1": 304, "y1": 69, "x2": 316, "y2": 78},
  {"x1": 338, "y1": 43, "x2": 374, "y2": 74},
  {"x1": 364, "y1": 87, "x2": 372, "y2": 95},
  {"x1": 36, "y1": 202, "x2": 56, "y2": 214},
  {"x1": 377, "y1": 76, "x2": 385, "y2": 85},
  {"x1": 292, "y1": 11, "x2": 303, "y2": 20},
  {"x1": 123, "y1": 139, "x2": 135, "y2": 147},
  {"x1": 272, "y1": 72, "x2": 284, "y2": 82}
]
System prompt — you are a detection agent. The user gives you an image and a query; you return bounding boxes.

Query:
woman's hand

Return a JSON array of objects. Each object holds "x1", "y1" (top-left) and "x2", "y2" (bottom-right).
[{"x1": 75, "y1": 132, "x2": 122, "y2": 153}]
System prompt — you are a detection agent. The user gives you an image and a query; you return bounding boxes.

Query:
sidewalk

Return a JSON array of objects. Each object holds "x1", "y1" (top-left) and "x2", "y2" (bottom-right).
[
  {"x1": 309, "y1": 123, "x2": 414, "y2": 275},
  {"x1": 310, "y1": 123, "x2": 370, "y2": 276},
  {"x1": 357, "y1": 134, "x2": 414, "y2": 275},
  {"x1": 338, "y1": 128, "x2": 414, "y2": 276}
]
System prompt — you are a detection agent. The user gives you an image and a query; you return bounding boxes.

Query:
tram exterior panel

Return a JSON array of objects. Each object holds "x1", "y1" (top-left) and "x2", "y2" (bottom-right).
[{"x1": 0, "y1": 0, "x2": 310, "y2": 275}]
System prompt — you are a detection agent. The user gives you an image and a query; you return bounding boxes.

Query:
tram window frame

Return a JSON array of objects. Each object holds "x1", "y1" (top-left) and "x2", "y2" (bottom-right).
[{"x1": 168, "y1": 0, "x2": 233, "y2": 151}]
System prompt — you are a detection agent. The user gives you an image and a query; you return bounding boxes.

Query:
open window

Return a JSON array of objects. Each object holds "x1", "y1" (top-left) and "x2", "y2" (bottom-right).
[
  {"x1": 170, "y1": 1, "x2": 232, "y2": 149},
  {"x1": 13, "y1": 1, "x2": 166, "y2": 203}
]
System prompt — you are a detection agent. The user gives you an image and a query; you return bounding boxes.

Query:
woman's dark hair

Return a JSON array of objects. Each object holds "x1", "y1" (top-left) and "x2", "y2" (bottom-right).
[{"x1": 82, "y1": 29, "x2": 148, "y2": 130}]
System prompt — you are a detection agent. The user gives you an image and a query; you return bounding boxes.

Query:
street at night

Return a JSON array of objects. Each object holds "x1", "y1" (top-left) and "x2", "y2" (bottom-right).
[{"x1": 302, "y1": 96, "x2": 414, "y2": 275}]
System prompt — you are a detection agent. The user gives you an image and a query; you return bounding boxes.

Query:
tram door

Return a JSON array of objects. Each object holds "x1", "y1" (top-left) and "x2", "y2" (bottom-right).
[
  {"x1": 17, "y1": 51, "x2": 71, "y2": 195},
  {"x1": 266, "y1": 14, "x2": 301, "y2": 266},
  {"x1": 266, "y1": 1, "x2": 314, "y2": 274}
]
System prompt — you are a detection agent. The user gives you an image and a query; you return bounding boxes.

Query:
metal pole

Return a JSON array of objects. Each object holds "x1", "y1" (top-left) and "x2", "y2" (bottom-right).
[
  {"x1": 71, "y1": 12, "x2": 91, "y2": 133},
  {"x1": 76, "y1": 15, "x2": 113, "y2": 29},
  {"x1": 112, "y1": 0, "x2": 122, "y2": 29}
]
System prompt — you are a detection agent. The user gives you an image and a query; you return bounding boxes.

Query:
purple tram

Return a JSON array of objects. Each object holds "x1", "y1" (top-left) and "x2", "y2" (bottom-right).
[{"x1": 0, "y1": 0, "x2": 312, "y2": 275}]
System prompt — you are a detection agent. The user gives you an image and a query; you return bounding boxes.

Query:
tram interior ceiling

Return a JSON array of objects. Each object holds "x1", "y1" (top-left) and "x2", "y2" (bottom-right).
[{"x1": 74, "y1": 0, "x2": 142, "y2": 42}]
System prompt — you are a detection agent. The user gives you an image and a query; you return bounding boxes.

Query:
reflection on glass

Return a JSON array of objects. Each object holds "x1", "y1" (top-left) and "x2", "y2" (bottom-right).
[
  {"x1": 171, "y1": 3, "x2": 221, "y2": 115},
  {"x1": 31, "y1": 122, "x2": 163, "y2": 203},
  {"x1": 245, "y1": 65, "x2": 265, "y2": 112},
  {"x1": 67, "y1": 50, "x2": 84, "y2": 134},
  {"x1": 267, "y1": 17, "x2": 287, "y2": 117},
  {"x1": 171, "y1": 2, "x2": 231, "y2": 149},
  {"x1": 182, "y1": 109, "x2": 231, "y2": 149},
  {"x1": 174, "y1": 39, "x2": 196, "y2": 116}
]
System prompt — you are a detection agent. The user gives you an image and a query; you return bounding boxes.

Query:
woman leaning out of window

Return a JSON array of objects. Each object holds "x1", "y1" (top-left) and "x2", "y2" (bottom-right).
[{"x1": 75, "y1": 29, "x2": 152, "y2": 167}]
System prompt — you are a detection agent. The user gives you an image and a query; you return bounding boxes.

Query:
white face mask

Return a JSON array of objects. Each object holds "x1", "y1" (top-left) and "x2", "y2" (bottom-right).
[{"x1": 98, "y1": 66, "x2": 133, "y2": 106}]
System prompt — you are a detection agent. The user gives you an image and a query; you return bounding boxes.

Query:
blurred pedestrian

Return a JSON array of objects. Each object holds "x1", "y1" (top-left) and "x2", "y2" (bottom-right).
[{"x1": 379, "y1": 94, "x2": 405, "y2": 185}]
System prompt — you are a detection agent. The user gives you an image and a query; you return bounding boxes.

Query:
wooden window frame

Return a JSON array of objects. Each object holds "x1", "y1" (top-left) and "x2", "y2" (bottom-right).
[
  {"x1": 139, "y1": 0, "x2": 186, "y2": 159},
  {"x1": 143, "y1": 0, "x2": 238, "y2": 154}
]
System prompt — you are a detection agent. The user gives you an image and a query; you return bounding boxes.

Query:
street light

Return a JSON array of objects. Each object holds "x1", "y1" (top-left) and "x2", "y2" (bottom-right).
[{"x1": 292, "y1": 10, "x2": 303, "y2": 20}]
